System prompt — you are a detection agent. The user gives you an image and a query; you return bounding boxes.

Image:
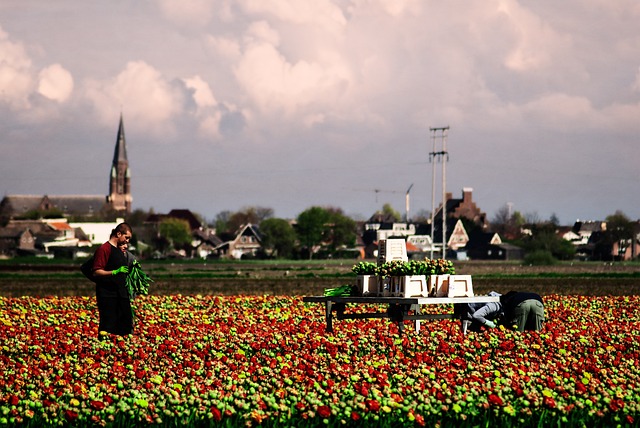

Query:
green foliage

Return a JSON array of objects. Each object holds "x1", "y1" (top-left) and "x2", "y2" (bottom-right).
[
  {"x1": 323, "y1": 284, "x2": 355, "y2": 296},
  {"x1": 375, "y1": 259, "x2": 455, "y2": 278},
  {"x1": 259, "y1": 218, "x2": 296, "y2": 259},
  {"x1": 296, "y1": 207, "x2": 331, "y2": 259},
  {"x1": 125, "y1": 260, "x2": 153, "y2": 298},
  {"x1": 351, "y1": 261, "x2": 377, "y2": 275},
  {"x1": 518, "y1": 223, "x2": 575, "y2": 261},
  {"x1": 524, "y1": 250, "x2": 557, "y2": 266},
  {"x1": 382, "y1": 203, "x2": 401, "y2": 222},
  {"x1": 159, "y1": 218, "x2": 192, "y2": 249},
  {"x1": 16, "y1": 208, "x2": 65, "y2": 220},
  {"x1": 327, "y1": 210, "x2": 357, "y2": 249}
]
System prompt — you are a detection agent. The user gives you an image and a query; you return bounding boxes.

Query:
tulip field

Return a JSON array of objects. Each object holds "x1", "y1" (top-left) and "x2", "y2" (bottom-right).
[{"x1": 1, "y1": 294, "x2": 640, "y2": 427}]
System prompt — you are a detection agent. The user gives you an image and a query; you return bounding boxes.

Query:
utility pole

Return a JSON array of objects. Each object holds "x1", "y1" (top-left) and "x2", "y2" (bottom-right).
[{"x1": 429, "y1": 126, "x2": 449, "y2": 259}]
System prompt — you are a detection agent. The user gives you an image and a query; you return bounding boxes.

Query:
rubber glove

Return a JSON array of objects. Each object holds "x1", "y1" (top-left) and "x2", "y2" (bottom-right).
[
  {"x1": 112, "y1": 266, "x2": 129, "y2": 275},
  {"x1": 485, "y1": 320, "x2": 496, "y2": 328}
]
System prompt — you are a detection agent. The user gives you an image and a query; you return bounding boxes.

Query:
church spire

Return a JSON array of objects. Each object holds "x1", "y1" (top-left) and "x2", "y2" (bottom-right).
[
  {"x1": 113, "y1": 114, "x2": 128, "y2": 164},
  {"x1": 108, "y1": 114, "x2": 132, "y2": 214}
]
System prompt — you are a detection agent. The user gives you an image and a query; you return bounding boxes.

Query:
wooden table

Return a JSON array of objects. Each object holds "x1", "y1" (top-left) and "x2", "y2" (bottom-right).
[{"x1": 302, "y1": 295, "x2": 500, "y2": 335}]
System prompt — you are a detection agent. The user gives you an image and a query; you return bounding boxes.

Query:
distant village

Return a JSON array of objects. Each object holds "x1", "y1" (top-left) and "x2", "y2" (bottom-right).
[{"x1": 1, "y1": 117, "x2": 639, "y2": 262}]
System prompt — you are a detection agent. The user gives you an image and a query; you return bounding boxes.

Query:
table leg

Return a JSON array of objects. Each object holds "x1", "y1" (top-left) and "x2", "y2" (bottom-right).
[
  {"x1": 387, "y1": 304, "x2": 404, "y2": 335},
  {"x1": 325, "y1": 300, "x2": 333, "y2": 332},
  {"x1": 410, "y1": 304, "x2": 421, "y2": 332},
  {"x1": 461, "y1": 319, "x2": 470, "y2": 335}
]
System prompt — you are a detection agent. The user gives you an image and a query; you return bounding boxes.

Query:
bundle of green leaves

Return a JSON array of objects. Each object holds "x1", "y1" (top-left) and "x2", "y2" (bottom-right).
[{"x1": 126, "y1": 260, "x2": 154, "y2": 298}]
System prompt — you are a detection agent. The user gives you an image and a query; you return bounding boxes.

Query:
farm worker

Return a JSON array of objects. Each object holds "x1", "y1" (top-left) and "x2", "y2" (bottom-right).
[
  {"x1": 500, "y1": 291, "x2": 545, "y2": 332},
  {"x1": 91, "y1": 222, "x2": 134, "y2": 337},
  {"x1": 464, "y1": 291, "x2": 503, "y2": 330}
]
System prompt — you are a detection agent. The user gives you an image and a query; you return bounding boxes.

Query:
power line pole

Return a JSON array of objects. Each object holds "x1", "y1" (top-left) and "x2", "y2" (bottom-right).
[{"x1": 429, "y1": 126, "x2": 449, "y2": 259}]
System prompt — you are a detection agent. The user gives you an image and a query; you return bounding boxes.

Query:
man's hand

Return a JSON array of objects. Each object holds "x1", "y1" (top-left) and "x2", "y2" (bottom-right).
[
  {"x1": 485, "y1": 320, "x2": 496, "y2": 328},
  {"x1": 112, "y1": 266, "x2": 129, "y2": 275}
]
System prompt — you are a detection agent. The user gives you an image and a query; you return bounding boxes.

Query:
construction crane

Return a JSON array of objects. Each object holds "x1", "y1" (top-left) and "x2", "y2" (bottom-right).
[
  {"x1": 346, "y1": 185, "x2": 415, "y2": 222},
  {"x1": 345, "y1": 187, "x2": 403, "y2": 203}
]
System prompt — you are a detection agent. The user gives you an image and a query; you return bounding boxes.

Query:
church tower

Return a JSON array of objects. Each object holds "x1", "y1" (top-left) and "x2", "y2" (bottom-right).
[{"x1": 107, "y1": 115, "x2": 132, "y2": 213}]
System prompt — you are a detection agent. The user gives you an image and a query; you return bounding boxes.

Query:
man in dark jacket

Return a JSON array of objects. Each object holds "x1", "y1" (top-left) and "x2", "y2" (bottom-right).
[
  {"x1": 500, "y1": 291, "x2": 545, "y2": 331},
  {"x1": 91, "y1": 222, "x2": 133, "y2": 336}
]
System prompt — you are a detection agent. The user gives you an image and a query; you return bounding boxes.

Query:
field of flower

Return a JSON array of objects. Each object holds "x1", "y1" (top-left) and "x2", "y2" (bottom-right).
[{"x1": 1, "y1": 294, "x2": 639, "y2": 427}]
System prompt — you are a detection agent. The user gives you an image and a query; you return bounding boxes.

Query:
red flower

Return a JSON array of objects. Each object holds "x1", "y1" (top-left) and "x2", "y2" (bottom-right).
[
  {"x1": 499, "y1": 340, "x2": 515, "y2": 351},
  {"x1": 366, "y1": 399, "x2": 380, "y2": 412},
  {"x1": 451, "y1": 357, "x2": 465, "y2": 368},
  {"x1": 90, "y1": 400, "x2": 105, "y2": 411},
  {"x1": 609, "y1": 399, "x2": 624, "y2": 412},
  {"x1": 543, "y1": 396, "x2": 556, "y2": 409},
  {"x1": 390, "y1": 392, "x2": 403, "y2": 403},
  {"x1": 211, "y1": 407, "x2": 222, "y2": 421},
  {"x1": 488, "y1": 394, "x2": 504, "y2": 406},
  {"x1": 64, "y1": 410, "x2": 78, "y2": 421},
  {"x1": 317, "y1": 405, "x2": 331, "y2": 418}
]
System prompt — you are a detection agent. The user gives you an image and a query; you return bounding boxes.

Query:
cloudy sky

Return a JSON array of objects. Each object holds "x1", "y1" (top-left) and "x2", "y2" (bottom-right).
[{"x1": 1, "y1": 1, "x2": 639, "y2": 225}]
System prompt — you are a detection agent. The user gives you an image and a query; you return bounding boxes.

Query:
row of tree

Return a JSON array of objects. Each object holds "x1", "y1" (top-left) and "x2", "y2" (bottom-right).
[{"x1": 13, "y1": 203, "x2": 638, "y2": 261}]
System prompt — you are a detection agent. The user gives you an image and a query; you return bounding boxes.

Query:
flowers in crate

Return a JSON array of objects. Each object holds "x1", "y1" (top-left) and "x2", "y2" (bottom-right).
[
  {"x1": 376, "y1": 260, "x2": 409, "y2": 278},
  {"x1": 423, "y1": 258, "x2": 456, "y2": 275},
  {"x1": 406, "y1": 260, "x2": 430, "y2": 276},
  {"x1": 351, "y1": 261, "x2": 378, "y2": 275},
  {"x1": 376, "y1": 259, "x2": 456, "y2": 277}
]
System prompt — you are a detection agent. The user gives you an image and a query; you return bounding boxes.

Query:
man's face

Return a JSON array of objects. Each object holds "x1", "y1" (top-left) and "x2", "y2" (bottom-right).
[{"x1": 117, "y1": 231, "x2": 132, "y2": 248}]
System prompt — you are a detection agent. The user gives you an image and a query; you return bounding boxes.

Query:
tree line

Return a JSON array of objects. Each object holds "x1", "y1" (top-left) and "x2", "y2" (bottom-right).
[{"x1": 11, "y1": 203, "x2": 638, "y2": 262}]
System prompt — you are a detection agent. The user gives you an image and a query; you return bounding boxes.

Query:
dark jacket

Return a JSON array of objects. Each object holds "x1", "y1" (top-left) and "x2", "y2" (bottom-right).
[
  {"x1": 500, "y1": 291, "x2": 543, "y2": 321},
  {"x1": 93, "y1": 242, "x2": 129, "y2": 299}
]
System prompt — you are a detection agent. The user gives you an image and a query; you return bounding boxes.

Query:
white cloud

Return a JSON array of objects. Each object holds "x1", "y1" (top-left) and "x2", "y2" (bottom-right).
[
  {"x1": 198, "y1": 112, "x2": 223, "y2": 138},
  {"x1": 157, "y1": 0, "x2": 215, "y2": 27},
  {"x1": 240, "y1": 0, "x2": 347, "y2": 32},
  {"x1": 245, "y1": 21, "x2": 281, "y2": 46},
  {"x1": 521, "y1": 93, "x2": 600, "y2": 129},
  {"x1": 83, "y1": 61, "x2": 184, "y2": 134},
  {"x1": 234, "y1": 39, "x2": 351, "y2": 117},
  {"x1": 495, "y1": 0, "x2": 572, "y2": 73},
  {"x1": 37, "y1": 64, "x2": 74, "y2": 102},
  {"x1": 183, "y1": 75, "x2": 224, "y2": 138},
  {"x1": 350, "y1": 0, "x2": 421, "y2": 17},
  {"x1": 183, "y1": 75, "x2": 217, "y2": 109},
  {"x1": 0, "y1": 27, "x2": 33, "y2": 109},
  {"x1": 205, "y1": 36, "x2": 241, "y2": 60}
]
